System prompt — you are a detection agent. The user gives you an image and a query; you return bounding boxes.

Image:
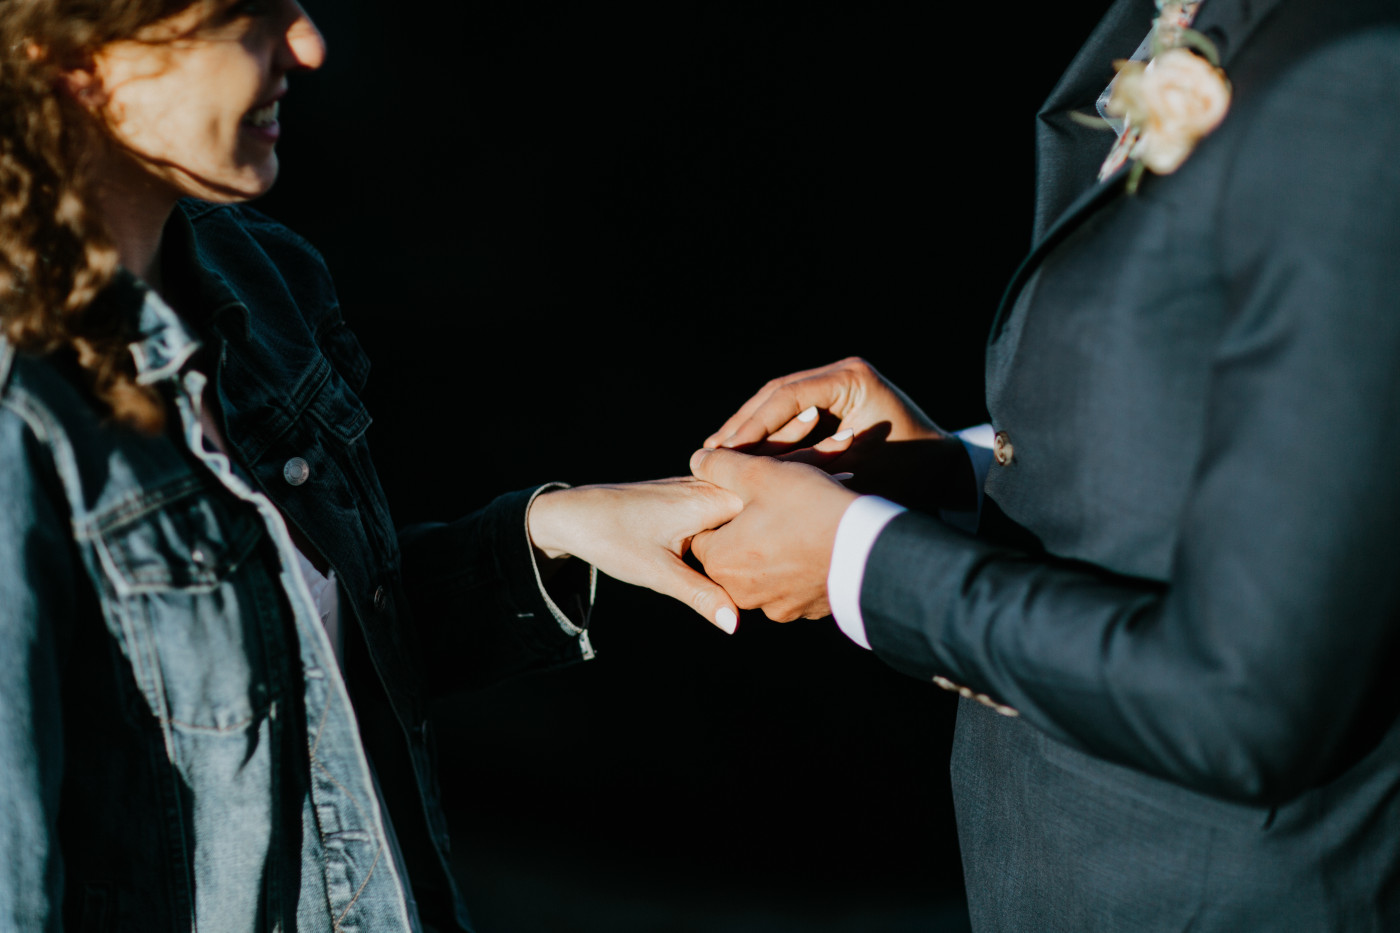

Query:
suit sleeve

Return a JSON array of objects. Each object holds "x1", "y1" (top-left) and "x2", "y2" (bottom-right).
[
  {"x1": 0, "y1": 399, "x2": 75, "y2": 929},
  {"x1": 859, "y1": 32, "x2": 1400, "y2": 805}
]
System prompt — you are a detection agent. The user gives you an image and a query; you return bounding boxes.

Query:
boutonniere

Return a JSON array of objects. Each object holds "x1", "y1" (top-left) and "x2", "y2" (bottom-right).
[{"x1": 1077, "y1": 1, "x2": 1232, "y2": 193}]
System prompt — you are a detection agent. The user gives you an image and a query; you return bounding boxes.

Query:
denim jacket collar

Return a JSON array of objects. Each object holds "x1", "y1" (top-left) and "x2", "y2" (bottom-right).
[
  {"x1": 161, "y1": 202, "x2": 252, "y2": 339},
  {"x1": 124, "y1": 275, "x2": 201, "y2": 386},
  {"x1": 126, "y1": 204, "x2": 259, "y2": 385}
]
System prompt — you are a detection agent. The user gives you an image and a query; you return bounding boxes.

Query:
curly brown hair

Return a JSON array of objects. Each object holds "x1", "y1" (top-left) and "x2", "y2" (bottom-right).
[{"x1": 0, "y1": 0, "x2": 212, "y2": 433}]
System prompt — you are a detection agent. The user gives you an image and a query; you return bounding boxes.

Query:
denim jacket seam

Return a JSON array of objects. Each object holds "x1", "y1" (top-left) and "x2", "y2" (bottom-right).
[{"x1": 84, "y1": 473, "x2": 205, "y2": 534}]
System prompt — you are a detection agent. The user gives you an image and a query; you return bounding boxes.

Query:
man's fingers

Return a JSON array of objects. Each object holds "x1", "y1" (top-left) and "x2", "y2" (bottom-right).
[
  {"x1": 702, "y1": 377, "x2": 798, "y2": 449},
  {"x1": 715, "y1": 381, "x2": 846, "y2": 450},
  {"x1": 777, "y1": 427, "x2": 856, "y2": 467},
  {"x1": 760, "y1": 404, "x2": 820, "y2": 446},
  {"x1": 690, "y1": 528, "x2": 715, "y2": 566},
  {"x1": 703, "y1": 393, "x2": 771, "y2": 449},
  {"x1": 690, "y1": 481, "x2": 745, "y2": 532},
  {"x1": 703, "y1": 362, "x2": 856, "y2": 449},
  {"x1": 690, "y1": 446, "x2": 767, "y2": 498}
]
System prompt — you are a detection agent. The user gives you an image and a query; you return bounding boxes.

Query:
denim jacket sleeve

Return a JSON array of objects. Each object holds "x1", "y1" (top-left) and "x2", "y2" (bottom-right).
[
  {"x1": 0, "y1": 387, "x2": 75, "y2": 930},
  {"x1": 184, "y1": 202, "x2": 596, "y2": 701},
  {"x1": 398, "y1": 486, "x2": 595, "y2": 697}
]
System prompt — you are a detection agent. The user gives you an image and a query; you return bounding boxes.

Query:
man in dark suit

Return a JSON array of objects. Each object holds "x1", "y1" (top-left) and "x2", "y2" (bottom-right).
[{"x1": 688, "y1": 0, "x2": 1400, "y2": 928}]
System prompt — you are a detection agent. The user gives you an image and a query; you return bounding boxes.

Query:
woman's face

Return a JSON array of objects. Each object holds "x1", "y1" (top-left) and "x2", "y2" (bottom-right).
[{"x1": 83, "y1": 0, "x2": 325, "y2": 203}]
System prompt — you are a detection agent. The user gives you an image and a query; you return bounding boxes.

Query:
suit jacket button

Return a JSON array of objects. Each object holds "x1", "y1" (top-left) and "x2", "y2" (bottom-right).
[
  {"x1": 373, "y1": 586, "x2": 388, "y2": 612},
  {"x1": 993, "y1": 431, "x2": 1014, "y2": 466}
]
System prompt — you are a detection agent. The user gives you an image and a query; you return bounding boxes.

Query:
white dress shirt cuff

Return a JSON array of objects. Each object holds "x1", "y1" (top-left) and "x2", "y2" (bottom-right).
[
  {"x1": 936, "y1": 425, "x2": 995, "y2": 534},
  {"x1": 827, "y1": 495, "x2": 907, "y2": 650}
]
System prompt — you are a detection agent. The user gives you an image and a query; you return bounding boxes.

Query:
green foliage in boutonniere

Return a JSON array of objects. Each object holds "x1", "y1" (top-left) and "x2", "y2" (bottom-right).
[{"x1": 1076, "y1": 3, "x2": 1232, "y2": 194}]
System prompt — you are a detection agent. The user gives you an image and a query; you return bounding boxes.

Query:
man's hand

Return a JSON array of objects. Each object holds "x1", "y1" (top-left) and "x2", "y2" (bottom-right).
[
  {"x1": 703, "y1": 357, "x2": 943, "y2": 453},
  {"x1": 688, "y1": 448, "x2": 859, "y2": 622},
  {"x1": 704, "y1": 358, "x2": 977, "y2": 513},
  {"x1": 528, "y1": 478, "x2": 744, "y2": 633}
]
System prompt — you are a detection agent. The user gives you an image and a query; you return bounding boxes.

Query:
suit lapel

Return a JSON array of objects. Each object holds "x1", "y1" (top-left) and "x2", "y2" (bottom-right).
[
  {"x1": 990, "y1": 0, "x2": 1285, "y2": 342},
  {"x1": 1190, "y1": 0, "x2": 1289, "y2": 68},
  {"x1": 1032, "y1": 0, "x2": 1157, "y2": 241},
  {"x1": 988, "y1": 168, "x2": 1129, "y2": 342}
]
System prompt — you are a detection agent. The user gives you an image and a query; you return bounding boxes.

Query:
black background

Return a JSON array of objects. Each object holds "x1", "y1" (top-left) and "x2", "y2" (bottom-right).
[{"x1": 258, "y1": 3, "x2": 1113, "y2": 930}]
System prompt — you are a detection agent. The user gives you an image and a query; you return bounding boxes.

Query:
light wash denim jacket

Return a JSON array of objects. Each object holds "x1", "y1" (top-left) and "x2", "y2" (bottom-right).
[{"x1": 0, "y1": 200, "x2": 593, "y2": 932}]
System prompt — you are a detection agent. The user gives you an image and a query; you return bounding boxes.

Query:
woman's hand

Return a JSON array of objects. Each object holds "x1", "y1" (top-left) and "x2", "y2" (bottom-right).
[{"x1": 527, "y1": 478, "x2": 744, "y2": 633}]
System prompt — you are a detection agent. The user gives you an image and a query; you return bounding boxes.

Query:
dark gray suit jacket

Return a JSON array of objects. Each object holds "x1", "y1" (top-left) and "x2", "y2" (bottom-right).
[{"x1": 858, "y1": 1, "x2": 1400, "y2": 929}]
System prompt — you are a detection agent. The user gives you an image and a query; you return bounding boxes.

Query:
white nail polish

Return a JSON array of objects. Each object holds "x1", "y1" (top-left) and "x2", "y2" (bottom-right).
[
  {"x1": 796, "y1": 406, "x2": 818, "y2": 423},
  {"x1": 716, "y1": 607, "x2": 738, "y2": 634},
  {"x1": 831, "y1": 429, "x2": 854, "y2": 442}
]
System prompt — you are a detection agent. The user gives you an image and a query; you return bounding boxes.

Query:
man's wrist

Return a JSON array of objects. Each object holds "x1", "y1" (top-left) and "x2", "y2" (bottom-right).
[{"x1": 827, "y1": 496, "x2": 907, "y2": 650}]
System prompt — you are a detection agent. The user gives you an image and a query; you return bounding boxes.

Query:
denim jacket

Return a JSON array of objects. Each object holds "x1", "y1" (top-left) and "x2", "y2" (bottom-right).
[{"x1": 0, "y1": 200, "x2": 593, "y2": 932}]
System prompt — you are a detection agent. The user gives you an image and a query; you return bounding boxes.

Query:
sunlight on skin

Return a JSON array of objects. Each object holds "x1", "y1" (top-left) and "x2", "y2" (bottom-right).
[{"x1": 65, "y1": 1, "x2": 745, "y2": 634}]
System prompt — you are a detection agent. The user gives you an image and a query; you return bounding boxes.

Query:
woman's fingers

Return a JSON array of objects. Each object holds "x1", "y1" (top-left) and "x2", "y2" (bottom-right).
[
  {"x1": 644, "y1": 553, "x2": 740, "y2": 634},
  {"x1": 529, "y1": 480, "x2": 744, "y2": 633}
]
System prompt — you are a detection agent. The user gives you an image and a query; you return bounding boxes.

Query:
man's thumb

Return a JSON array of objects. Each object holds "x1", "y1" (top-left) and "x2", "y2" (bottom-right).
[{"x1": 689, "y1": 446, "x2": 756, "y2": 500}]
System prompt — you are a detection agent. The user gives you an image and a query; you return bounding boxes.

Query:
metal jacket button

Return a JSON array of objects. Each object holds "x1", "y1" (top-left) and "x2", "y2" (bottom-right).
[
  {"x1": 373, "y1": 586, "x2": 387, "y2": 612},
  {"x1": 283, "y1": 457, "x2": 311, "y2": 486},
  {"x1": 993, "y1": 431, "x2": 1014, "y2": 466}
]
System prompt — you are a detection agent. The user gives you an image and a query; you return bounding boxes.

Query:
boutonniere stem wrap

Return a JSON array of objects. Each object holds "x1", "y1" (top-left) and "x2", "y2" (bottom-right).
[{"x1": 1079, "y1": 2, "x2": 1232, "y2": 193}]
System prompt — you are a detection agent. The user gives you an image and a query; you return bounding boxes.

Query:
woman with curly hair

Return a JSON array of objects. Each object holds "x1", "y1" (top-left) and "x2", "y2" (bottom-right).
[{"x1": 0, "y1": 2, "x2": 742, "y2": 929}]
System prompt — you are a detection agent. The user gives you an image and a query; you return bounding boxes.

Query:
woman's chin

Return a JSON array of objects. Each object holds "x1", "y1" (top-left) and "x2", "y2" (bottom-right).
[{"x1": 173, "y1": 160, "x2": 279, "y2": 204}]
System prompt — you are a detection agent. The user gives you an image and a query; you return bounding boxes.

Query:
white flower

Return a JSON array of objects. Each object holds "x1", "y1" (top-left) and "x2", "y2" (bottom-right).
[{"x1": 1109, "y1": 48, "x2": 1231, "y2": 175}]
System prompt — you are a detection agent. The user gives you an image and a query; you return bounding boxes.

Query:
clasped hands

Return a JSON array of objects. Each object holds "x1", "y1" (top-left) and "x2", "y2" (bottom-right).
[{"x1": 528, "y1": 358, "x2": 969, "y2": 632}]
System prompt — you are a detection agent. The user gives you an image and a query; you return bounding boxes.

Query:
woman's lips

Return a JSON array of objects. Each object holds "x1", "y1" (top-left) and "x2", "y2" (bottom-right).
[{"x1": 242, "y1": 99, "x2": 281, "y2": 142}]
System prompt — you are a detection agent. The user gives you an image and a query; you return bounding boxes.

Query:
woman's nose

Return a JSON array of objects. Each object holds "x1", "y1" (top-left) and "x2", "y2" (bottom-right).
[{"x1": 281, "y1": 3, "x2": 326, "y2": 72}]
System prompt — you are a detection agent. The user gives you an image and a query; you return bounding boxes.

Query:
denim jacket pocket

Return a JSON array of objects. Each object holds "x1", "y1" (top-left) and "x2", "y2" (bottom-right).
[
  {"x1": 316, "y1": 315, "x2": 371, "y2": 396},
  {"x1": 304, "y1": 362, "x2": 371, "y2": 445},
  {"x1": 89, "y1": 474, "x2": 274, "y2": 734},
  {"x1": 95, "y1": 473, "x2": 263, "y2": 594}
]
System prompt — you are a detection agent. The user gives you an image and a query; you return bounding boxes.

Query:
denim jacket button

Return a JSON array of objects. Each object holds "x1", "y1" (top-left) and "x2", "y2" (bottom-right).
[
  {"x1": 282, "y1": 457, "x2": 311, "y2": 486},
  {"x1": 373, "y1": 586, "x2": 387, "y2": 612}
]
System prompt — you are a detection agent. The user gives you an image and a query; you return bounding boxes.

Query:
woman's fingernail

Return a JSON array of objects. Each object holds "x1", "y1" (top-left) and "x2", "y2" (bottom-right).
[
  {"x1": 830, "y1": 472, "x2": 855, "y2": 483},
  {"x1": 716, "y1": 607, "x2": 738, "y2": 634},
  {"x1": 796, "y1": 406, "x2": 818, "y2": 423},
  {"x1": 831, "y1": 429, "x2": 854, "y2": 442}
]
